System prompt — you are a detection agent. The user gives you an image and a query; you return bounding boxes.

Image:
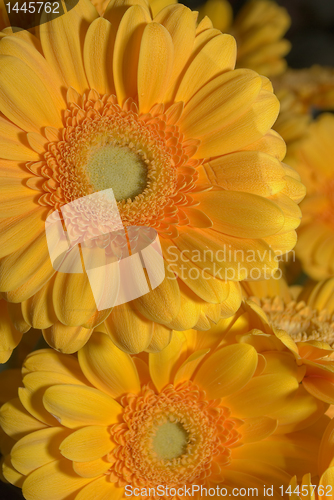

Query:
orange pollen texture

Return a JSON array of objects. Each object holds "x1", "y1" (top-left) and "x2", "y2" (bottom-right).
[
  {"x1": 108, "y1": 382, "x2": 241, "y2": 489},
  {"x1": 25, "y1": 90, "x2": 207, "y2": 238}
]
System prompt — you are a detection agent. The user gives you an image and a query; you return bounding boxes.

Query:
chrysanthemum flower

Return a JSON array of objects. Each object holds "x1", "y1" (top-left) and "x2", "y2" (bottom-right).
[
  {"x1": 0, "y1": 0, "x2": 305, "y2": 355},
  {"x1": 287, "y1": 417, "x2": 334, "y2": 500},
  {"x1": 285, "y1": 113, "x2": 334, "y2": 280},
  {"x1": 198, "y1": 0, "x2": 291, "y2": 77},
  {"x1": 0, "y1": 328, "x2": 332, "y2": 499}
]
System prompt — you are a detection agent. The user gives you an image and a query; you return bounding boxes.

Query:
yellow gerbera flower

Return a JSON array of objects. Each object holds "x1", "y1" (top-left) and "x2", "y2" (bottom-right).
[
  {"x1": 209, "y1": 277, "x2": 334, "y2": 406},
  {"x1": 198, "y1": 0, "x2": 291, "y2": 77},
  {"x1": 0, "y1": 0, "x2": 304, "y2": 355},
  {"x1": 286, "y1": 113, "x2": 334, "y2": 280},
  {"x1": 0, "y1": 328, "x2": 332, "y2": 499}
]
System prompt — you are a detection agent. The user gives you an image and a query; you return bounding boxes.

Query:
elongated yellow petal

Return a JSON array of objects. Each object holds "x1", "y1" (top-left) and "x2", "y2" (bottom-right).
[
  {"x1": 22, "y1": 460, "x2": 92, "y2": 500},
  {"x1": 175, "y1": 33, "x2": 236, "y2": 104},
  {"x1": 60, "y1": 426, "x2": 115, "y2": 462},
  {"x1": 78, "y1": 331, "x2": 141, "y2": 398},
  {"x1": 84, "y1": 18, "x2": 116, "y2": 95},
  {"x1": 138, "y1": 23, "x2": 174, "y2": 113},
  {"x1": 181, "y1": 69, "x2": 262, "y2": 138},
  {"x1": 75, "y1": 476, "x2": 124, "y2": 500},
  {"x1": 105, "y1": 301, "x2": 153, "y2": 354},
  {"x1": 0, "y1": 56, "x2": 62, "y2": 133},
  {"x1": 192, "y1": 191, "x2": 285, "y2": 238},
  {"x1": 11, "y1": 427, "x2": 69, "y2": 476},
  {"x1": 194, "y1": 343, "x2": 258, "y2": 398},
  {"x1": 0, "y1": 398, "x2": 46, "y2": 440},
  {"x1": 43, "y1": 384, "x2": 122, "y2": 428},
  {"x1": 149, "y1": 331, "x2": 187, "y2": 391},
  {"x1": 40, "y1": 0, "x2": 98, "y2": 93},
  {"x1": 113, "y1": 5, "x2": 150, "y2": 105}
]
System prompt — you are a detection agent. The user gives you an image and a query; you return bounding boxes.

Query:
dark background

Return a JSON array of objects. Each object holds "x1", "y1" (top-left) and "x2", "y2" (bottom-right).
[{"x1": 1, "y1": 0, "x2": 334, "y2": 498}]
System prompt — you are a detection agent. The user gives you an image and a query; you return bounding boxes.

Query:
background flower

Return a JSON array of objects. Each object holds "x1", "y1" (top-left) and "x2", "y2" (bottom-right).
[
  {"x1": 0, "y1": 329, "x2": 332, "y2": 499},
  {"x1": 198, "y1": 0, "x2": 291, "y2": 77}
]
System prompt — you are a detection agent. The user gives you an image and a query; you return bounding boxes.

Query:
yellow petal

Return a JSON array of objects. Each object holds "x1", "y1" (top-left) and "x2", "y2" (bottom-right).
[
  {"x1": 43, "y1": 384, "x2": 122, "y2": 428},
  {"x1": 0, "y1": 398, "x2": 47, "y2": 440},
  {"x1": 73, "y1": 457, "x2": 111, "y2": 478},
  {"x1": 166, "y1": 280, "x2": 202, "y2": 330},
  {"x1": 104, "y1": 301, "x2": 153, "y2": 354},
  {"x1": 225, "y1": 372, "x2": 299, "y2": 417},
  {"x1": 138, "y1": 22, "x2": 173, "y2": 113},
  {"x1": 145, "y1": 323, "x2": 173, "y2": 352},
  {"x1": 149, "y1": 331, "x2": 188, "y2": 391},
  {"x1": 193, "y1": 190, "x2": 284, "y2": 238},
  {"x1": 0, "y1": 231, "x2": 54, "y2": 295},
  {"x1": 42, "y1": 322, "x2": 93, "y2": 354},
  {"x1": 84, "y1": 18, "x2": 116, "y2": 95},
  {"x1": 11, "y1": 427, "x2": 69, "y2": 476},
  {"x1": 0, "y1": 209, "x2": 44, "y2": 259},
  {"x1": 303, "y1": 377, "x2": 334, "y2": 405},
  {"x1": 132, "y1": 263, "x2": 180, "y2": 324},
  {"x1": 21, "y1": 279, "x2": 57, "y2": 330},
  {"x1": 175, "y1": 33, "x2": 236, "y2": 104},
  {"x1": 194, "y1": 343, "x2": 258, "y2": 398},
  {"x1": 22, "y1": 460, "x2": 92, "y2": 500},
  {"x1": 0, "y1": 36, "x2": 65, "y2": 111},
  {"x1": 181, "y1": 69, "x2": 262, "y2": 138},
  {"x1": 113, "y1": 5, "x2": 151, "y2": 105},
  {"x1": 153, "y1": 5, "x2": 196, "y2": 91},
  {"x1": 240, "y1": 416, "x2": 277, "y2": 443},
  {"x1": 2, "y1": 455, "x2": 24, "y2": 488},
  {"x1": 0, "y1": 56, "x2": 62, "y2": 133},
  {"x1": 78, "y1": 331, "x2": 141, "y2": 398},
  {"x1": 204, "y1": 151, "x2": 286, "y2": 197},
  {"x1": 40, "y1": 0, "x2": 98, "y2": 93},
  {"x1": 174, "y1": 348, "x2": 210, "y2": 386},
  {"x1": 23, "y1": 349, "x2": 88, "y2": 383},
  {"x1": 52, "y1": 272, "x2": 97, "y2": 327},
  {"x1": 195, "y1": 89, "x2": 279, "y2": 158},
  {"x1": 60, "y1": 426, "x2": 115, "y2": 462},
  {"x1": 0, "y1": 300, "x2": 23, "y2": 359},
  {"x1": 19, "y1": 371, "x2": 88, "y2": 427},
  {"x1": 75, "y1": 476, "x2": 124, "y2": 500},
  {"x1": 0, "y1": 116, "x2": 38, "y2": 161}
]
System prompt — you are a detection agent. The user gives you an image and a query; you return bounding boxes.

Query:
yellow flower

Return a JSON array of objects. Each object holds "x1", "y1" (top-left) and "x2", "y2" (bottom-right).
[
  {"x1": 0, "y1": 0, "x2": 304, "y2": 357},
  {"x1": 198, "y1": 0, "x2": 291, "y2": 77},
  {"x1": 273, "y1": 66, "x2": 334, "y2": 113},
  {"x1": 210, "y1": 276, "x2": 334, "y2": 406},
  {"x1": 0, "y1": 328, "x2": 332, "y2": 499},
  {"x1": 288, "y1": 417, "x2": 334, "y2": 500},
  {"x1": 286, "y1": 113, "x2": 334, "y2": 280}
]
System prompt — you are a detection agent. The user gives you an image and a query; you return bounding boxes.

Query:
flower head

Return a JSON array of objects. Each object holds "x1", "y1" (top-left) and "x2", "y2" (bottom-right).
[
  {"x1": 0, "y1": 329, "x2": 332, "y2": 499},
  {"x1": 198, "y1": 0, "x2": 291, "y2": 77},
  {"x1": 0, "y1": 0, "x2": 304, "y2": 356}
]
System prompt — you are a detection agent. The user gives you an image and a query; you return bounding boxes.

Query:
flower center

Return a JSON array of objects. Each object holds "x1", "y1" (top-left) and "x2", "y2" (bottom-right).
[
  {"x1": 152, "y1": 421, "x2": 189, "y2": 460},
  {"x1": 85, "y1": 144, "x2": 148, "y2": 201},
  {"x1": 108, "y1": 383, "x2": 240, "y2": 488},
  {"x1": 253, "y1": 296, "x2": 334, "y2": 346},
  {"x1": 26, "y1": 91, "x2": 206, "y2": 239}
]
